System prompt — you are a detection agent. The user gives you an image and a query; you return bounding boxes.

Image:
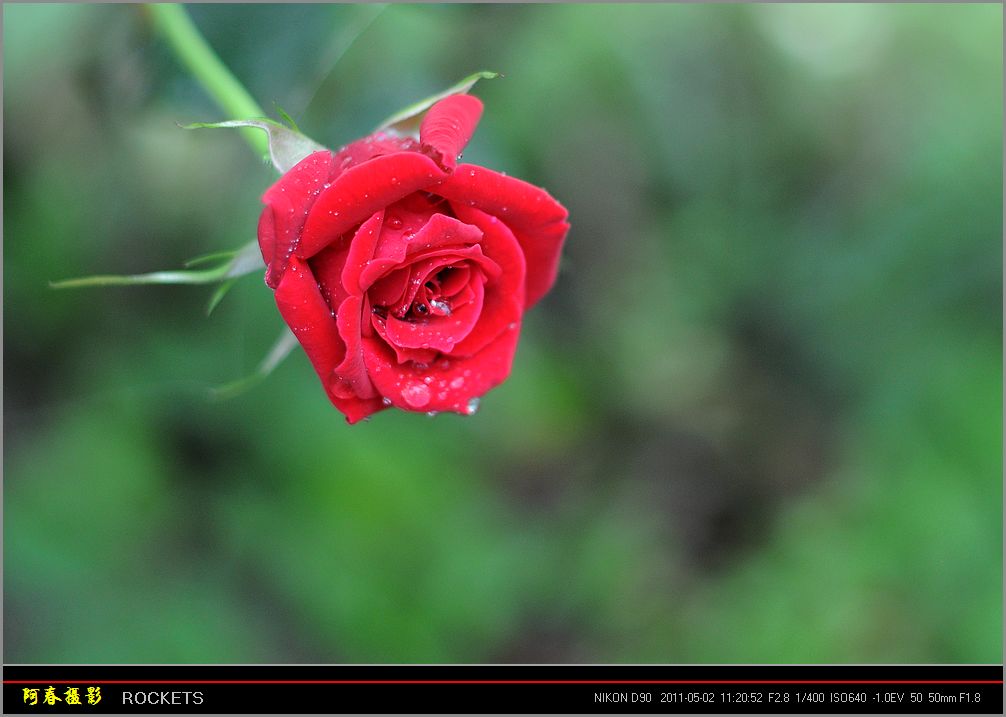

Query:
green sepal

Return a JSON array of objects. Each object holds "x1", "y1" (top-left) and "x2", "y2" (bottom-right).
[
  {"x1": 51, "y1": 240, "x2": 263, "y2": 295},
  {"x1": 210, "y1": 328, "x2": 298, "y2": 400},
  {"x1": 376, "y1": 71, "x2": 501, "y2": 137},
  {"x1": 206, "y1": 277, "x2": 238, "y2": 316},
  {"x1": 181, "y1": 118, "x2": 327, "y2": 173},
  {"x1": 272, "y1": 102, "x2": 301, "y2": 133},
  {"x1": 185, "y1": 249, "x2": 240, "y2": 268}
]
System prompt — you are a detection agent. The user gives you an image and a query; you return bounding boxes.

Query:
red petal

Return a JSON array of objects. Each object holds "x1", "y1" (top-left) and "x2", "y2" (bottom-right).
[
  {"x1": 367, "y1": 267, "x2": 410, "y2": 308},
  {"x1": 362, "y1": 322, "x2": 520, "y2": 415},
  {"x1": 438, "y1": 265, "x2": 471, "y2": 297},
  {"x1": 259, "y1": 151, "x2": 339, "y2": 288},
  {"x1": 331, "y1": 133, "x2": 421, "y2": 173},
  {"x1": 370, "y1": 315, "x2": 440, "y2": 364},
  {"x1": 435, "y1": 164, "x2": 569, "y2": 306},
  {"x1": 385, "y1": 278, "x2": 485, "y2": 353},
  {"x1": 257, "y1": 205, "x2": 276, "y2": 271},
  {"x1": 335, "y1": 396, "x2": 388, "y2": 424},
  {"x1": 339, "y1": 211, "x2": 384, "y2": 297},
  {"x1": 405, "y1": 213, "x2": 483, "y2": 257},
  {"x1": 358, "y1": 244, "x2": 500, "y2": 295},
  {"x1": 419, "y1": 94, "x2": 484, "y2": 172},
  {"x1": 332, "y1": 295, "x2": 377, "y2": 399},
  {"x1": 275, "y1": 256, "x2": 386, "y2": 423},
  {"x1": 374, "y1": 212, "x2": 483, "y2": 268},
  {"x1": 298, "y1": 153, "x2": 446, "y2": 260},
  {"x1": 274, "y1": 255, "x2": 345, "y2": 383},
  {"x1": 308, "y1": 242, "x2": 351, "y2": 313},
  {"x1": 447, "y1": 203, "x2": 526, "y2": 357}
]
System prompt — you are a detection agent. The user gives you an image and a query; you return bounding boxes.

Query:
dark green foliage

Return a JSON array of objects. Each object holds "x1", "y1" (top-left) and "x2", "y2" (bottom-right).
[{"x1": 3, "y1": 3, "x2": 1001, "y2": 663}]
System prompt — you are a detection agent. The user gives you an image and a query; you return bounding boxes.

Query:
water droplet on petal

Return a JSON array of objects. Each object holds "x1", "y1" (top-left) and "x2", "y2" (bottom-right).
[
  {"x1": 426, "y1": 411, "x2": 439, "y2": 418},
  {"x1": 381, "y1": 397, "x2": 393, "y2": 406},
  {"x1": 450, "y1": 377, "x2": 464, "y2": 389},
  {"x1": 465, "y1": 397, "x2": 481, "y2": 415},
  {"x1": 401, "y1": 382, "x2": 431, "y2": 408},
  {"x1": 430, "y1": 299, "x2": 451, "y2": 316}
]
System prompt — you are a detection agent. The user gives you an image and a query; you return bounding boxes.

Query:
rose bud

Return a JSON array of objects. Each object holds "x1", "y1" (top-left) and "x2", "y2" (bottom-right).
[{"x1": 257, "y1": 94, "x2": 569, "y2": 423}]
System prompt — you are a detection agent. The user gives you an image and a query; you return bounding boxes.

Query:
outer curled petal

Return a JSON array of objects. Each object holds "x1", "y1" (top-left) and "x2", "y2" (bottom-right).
[
  {"x1": 435, "y1": 164, "x2": 569, "y2": 307},
  {"x1": 274, "y1": 255, "x2": 345, "y2": 383},
  {"x1": 299, "y1": 153, "x2": 446, "y2": 260},
  {"x1": 275, "y1": 257, "x2": 384, "y2": 423},
  {"x1": 258, "y1": 151, "x2": 339, "y2": 288},
  {"x1": 419, "y1": 94, "x2": 484, "y2": 172}
]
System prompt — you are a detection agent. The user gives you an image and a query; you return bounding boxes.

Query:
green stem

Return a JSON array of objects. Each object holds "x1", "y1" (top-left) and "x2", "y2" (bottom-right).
[{"x1": 148, "y1": 3, "x2": 269, "y2": 157}]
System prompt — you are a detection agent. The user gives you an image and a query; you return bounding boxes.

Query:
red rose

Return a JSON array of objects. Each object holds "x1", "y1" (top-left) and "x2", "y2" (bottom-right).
[{"x1": 257, "y1": 94, "x2": 569, "y2": 423}]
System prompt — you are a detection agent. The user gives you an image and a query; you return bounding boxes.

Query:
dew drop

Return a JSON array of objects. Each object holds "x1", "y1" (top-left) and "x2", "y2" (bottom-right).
[
  {"x1": 387, "y1": 216, "x2": 403, "y2": 230},
  {"x1": 401, "y1": 382, "x2": 431, "y2": 408},
  {"x1": 426, "y1": 411, "x2": 439, "y2": 418},
  {"x1": 430, "y1": 299, "x2": 451, "y2": 316},
  {"x1": 381, "y1": 397, "x2": 393, "y2": 406},
  {"x1": 465, "y1": 397, "x2": 481, "y2": 415},
  {"x1": 450, "y1": 377, "x2": 464, "y2": 389}
]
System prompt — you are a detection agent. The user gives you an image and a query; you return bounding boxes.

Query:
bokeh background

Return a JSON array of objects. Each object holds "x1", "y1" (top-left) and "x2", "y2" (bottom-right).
[{"x1": 4, "y1": 3, "x2": 1002, "y2": 663}]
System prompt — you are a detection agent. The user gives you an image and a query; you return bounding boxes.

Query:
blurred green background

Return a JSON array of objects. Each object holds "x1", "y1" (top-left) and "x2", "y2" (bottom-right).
[{"x1": 4, "y1": 3, "x2": 1002, "y2": 663}]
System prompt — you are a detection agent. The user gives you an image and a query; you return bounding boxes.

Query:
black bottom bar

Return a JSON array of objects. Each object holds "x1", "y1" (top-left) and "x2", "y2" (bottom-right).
[{"x1": 4, "y1": 665, "x2": 1002, "y2": 714}]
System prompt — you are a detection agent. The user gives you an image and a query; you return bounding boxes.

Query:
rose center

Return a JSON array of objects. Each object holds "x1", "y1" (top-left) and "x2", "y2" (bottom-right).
[{"x1": 390, "y1": 266, "x2": 459, "y2": 321}]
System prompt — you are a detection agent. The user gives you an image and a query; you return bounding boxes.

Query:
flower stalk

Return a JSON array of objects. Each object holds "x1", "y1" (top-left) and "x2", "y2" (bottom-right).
[{"x1": 147, "y1": 3, "x2": 269, "y2": 157}]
